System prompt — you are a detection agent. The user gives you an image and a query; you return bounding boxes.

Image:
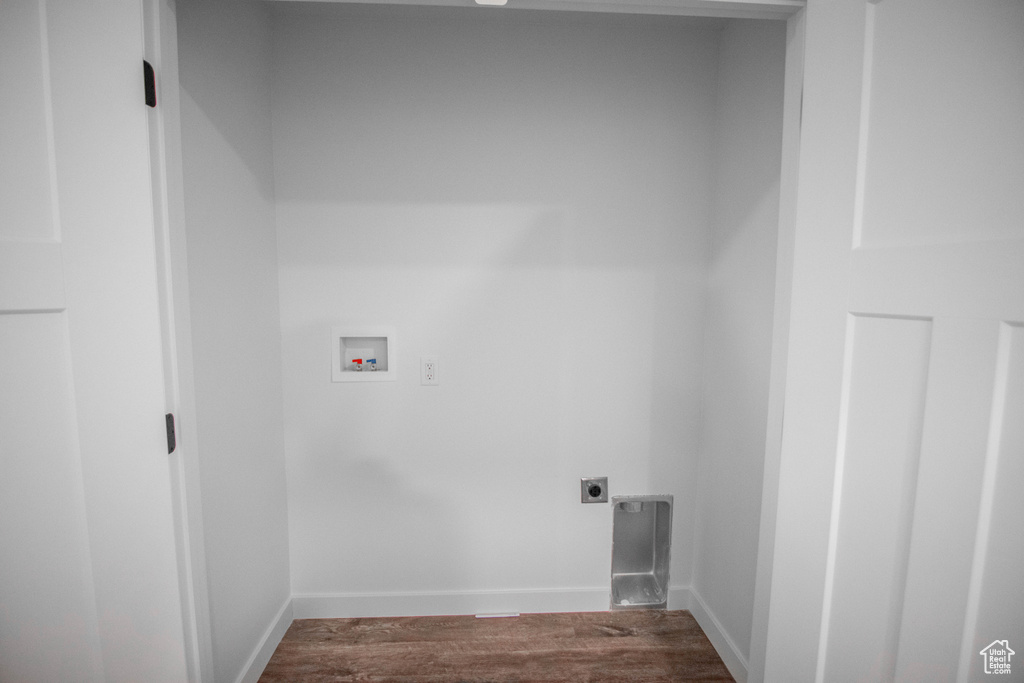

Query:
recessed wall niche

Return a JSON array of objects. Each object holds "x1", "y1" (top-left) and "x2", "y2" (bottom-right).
[{"x1": 331, "y1": 327, "x2": 395, "y2": 382}]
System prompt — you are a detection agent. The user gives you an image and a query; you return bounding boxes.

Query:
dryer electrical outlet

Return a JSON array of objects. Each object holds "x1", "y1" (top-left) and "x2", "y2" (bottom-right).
[{"x1": 581, "y1": 477, "x2": 608, "y2": 503}]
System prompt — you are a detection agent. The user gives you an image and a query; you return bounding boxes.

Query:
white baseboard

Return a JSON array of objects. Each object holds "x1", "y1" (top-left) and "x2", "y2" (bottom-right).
[
  {"x1": 236, "y1": 596, "x2": 293, "y2": 683},
  {"x1": 292, "y1": 587, "x2": 611, "y2": 619},
  {"x1": 688, "y1": 587, "x2": 749, "y2": 683},
  {"x1": 667, "y1": 585, "x2": 693, "y2": 610}
]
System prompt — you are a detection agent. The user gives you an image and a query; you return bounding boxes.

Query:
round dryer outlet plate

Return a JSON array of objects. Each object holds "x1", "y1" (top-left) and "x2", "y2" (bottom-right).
[{"x1": 581, "y1": 477, "x2": 609, "y2": 503}]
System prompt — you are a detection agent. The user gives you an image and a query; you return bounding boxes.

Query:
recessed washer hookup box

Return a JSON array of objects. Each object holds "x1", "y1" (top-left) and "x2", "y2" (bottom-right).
[{"x1": 610, "y1": 495, "x2": 673, "y2": 610}]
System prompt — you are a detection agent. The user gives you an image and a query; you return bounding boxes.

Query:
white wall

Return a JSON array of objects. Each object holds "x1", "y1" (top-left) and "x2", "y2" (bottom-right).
[
  {"x1": 271, "y1": 5, "x2": 718, "y2": 609},
  {"x1": 693, "y1": 17, "x2": 786, "y2": 674},
  {"x1": 176, "y1": 1, "x2": 291, "y2": 680}
]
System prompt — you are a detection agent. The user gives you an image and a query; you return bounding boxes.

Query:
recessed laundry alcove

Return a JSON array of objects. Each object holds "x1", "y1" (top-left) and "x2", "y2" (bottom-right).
[
  {"x1": 8, "y1": 0, "x2": 1022, "y2": 680},
  {"x1": 173, "y1": 1, "x2": 788, "y2": 680}
]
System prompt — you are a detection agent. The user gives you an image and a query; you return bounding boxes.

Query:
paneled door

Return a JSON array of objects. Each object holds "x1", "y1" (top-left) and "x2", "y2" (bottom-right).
[
  {"x1": 763, "y1": 1, "x2": 1024, "y2": 681},
  {"x1": 0, "y1": 1, "x2": 189, "y2": 681}
]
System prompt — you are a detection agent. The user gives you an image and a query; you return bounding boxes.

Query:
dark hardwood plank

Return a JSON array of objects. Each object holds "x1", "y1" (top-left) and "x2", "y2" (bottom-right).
[{"x1": 259, "y1": 610, "x2": 735, "y2": 682}]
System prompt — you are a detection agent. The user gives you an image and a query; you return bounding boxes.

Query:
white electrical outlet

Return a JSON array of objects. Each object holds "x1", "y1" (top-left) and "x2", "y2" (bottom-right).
[{"x1": 421, "y1": 356, "x2": 439, "y2": 386}]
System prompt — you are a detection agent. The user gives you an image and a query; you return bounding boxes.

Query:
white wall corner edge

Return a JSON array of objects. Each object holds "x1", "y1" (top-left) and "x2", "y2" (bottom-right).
[
  {"x1": 292, "y1": 588, "x2": 613, "y2": 619},
  {"x1": 687, "y1": 586, "x2": 749, "y2": 683},
  {"x1": 236, "y1": 596, "x2": 294, "y2": 683}
]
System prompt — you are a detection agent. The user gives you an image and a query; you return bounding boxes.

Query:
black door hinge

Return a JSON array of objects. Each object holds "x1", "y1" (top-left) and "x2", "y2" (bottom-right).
[
  {"x1": 144, "y1": 60, "x2": 157, "y2": 108},
  {"x1": 166, "y1": 413, "x2": 176, "y2": 454}
]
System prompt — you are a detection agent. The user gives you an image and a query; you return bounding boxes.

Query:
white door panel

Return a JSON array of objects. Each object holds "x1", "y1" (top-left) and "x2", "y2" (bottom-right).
[
  {"x1": 0, "y1": 0, "x2": 190, "y2": 680},
  {"x1": 0, "y1": 2, "x2": 95, "y2": 680},
  {"x1": 765, "y1": 0, "x2": 1024, "y2": 681},
  {"x1": 961, "y1": 323, "x2": 1024, "y2": 682},
  {"x1": 0, "y1": 242, "x2": 65, "y2": 312},
  {"x1": 0, "y1": 0, "x2": 57, "y2": 242},
  {"x1": 822, "y1": 315, "x2": 933, "y2": 682},
  {"x1": 850, "y1": 241, "x2": 1024, "y2": 321},
  {"x1": 0, "y1": 314, "x2": 105, "y2": 683},
  {"x1": 859, "y1": 0, "x2": 1024, "y2": 247},
  {"x1": 895, "y1": 320, "x2": 1003, "y2": 680}
]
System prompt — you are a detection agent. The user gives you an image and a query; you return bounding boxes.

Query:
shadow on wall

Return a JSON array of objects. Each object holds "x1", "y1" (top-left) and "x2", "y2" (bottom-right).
[
  {"x1": 288, "y1": 440, "x2": 470, "y2": 593},
  {"x1": 268, "y1": 4, "x2": 720, "y2": 208},
  {"x1": 176, "y1": 0, "x2": 276, "y2": 203}
]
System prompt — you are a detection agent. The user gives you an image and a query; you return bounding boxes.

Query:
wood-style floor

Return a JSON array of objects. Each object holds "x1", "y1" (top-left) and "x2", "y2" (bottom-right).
[{"x1": 259, "y1": 610, "x2": 735, "y2": 682}]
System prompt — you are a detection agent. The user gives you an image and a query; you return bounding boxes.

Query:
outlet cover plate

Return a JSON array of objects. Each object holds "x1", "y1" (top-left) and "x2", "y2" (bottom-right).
[
  {"x1": 421, "y1": 355, "x2": 439, "y2": 385},
  {"x1": 581, "y1": 477, "x2": 609, "y2": 503}
]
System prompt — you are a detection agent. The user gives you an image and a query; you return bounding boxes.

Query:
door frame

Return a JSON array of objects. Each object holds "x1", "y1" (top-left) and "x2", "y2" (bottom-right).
[
  {"x1": 746, "y1": 7, "x2": 805, "y2": 682},
  {"x1": 756, "y1": 2, "x2": 888, "y2": 681},
  {"x1": 143, "y1": 0, "x2": 214, "y2": 680},
  {"x1": 149, "y1": 1, "x2": 809, "y2": 681}
]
